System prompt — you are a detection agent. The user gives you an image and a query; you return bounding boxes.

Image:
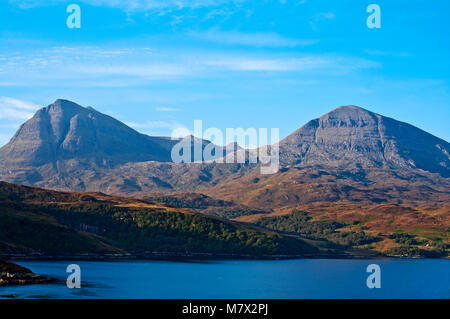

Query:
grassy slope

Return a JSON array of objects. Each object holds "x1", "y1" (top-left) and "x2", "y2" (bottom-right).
[
  {"x1": 0, "y1": 182, "x2": 317, "y2": 256},
  {"x1": 237, "y1": 204, "x2": 449, "y2": 257},
  {"x1": 145, "y1": 192, "x2": 270, "y2": 219},
  {"x1": 202, "y1": 167, "x2": 450, "y2": 209}
]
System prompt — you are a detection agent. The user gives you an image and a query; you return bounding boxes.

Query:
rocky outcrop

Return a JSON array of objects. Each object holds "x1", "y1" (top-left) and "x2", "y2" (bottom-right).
[{"x1": 0, "y1": 258, "x2": 55, "y2": 286}]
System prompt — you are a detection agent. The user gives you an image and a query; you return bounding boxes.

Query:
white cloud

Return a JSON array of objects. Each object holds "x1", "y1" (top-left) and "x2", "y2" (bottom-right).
[
  {"x1": 73, "y1": 64, "x2": 189, "y2": 79},
  {"x1": 321, "y1": 12, "x2": 335, "y2": 19},
  {"x1": 155, "y1": 107, "x2": 179, "y2": 112},
  {"x1": 205, "y1": 58, "x2": 296, "y2": 71},
  {"x1": 189, "y1": 30, "x2": 318, "y2": 47},
  {"x1": 0, "y1": 97, "x2": 41, "y2": 120},
  {"x1": 204, "y1": 56, "x2": 379, "y2": 72},
  {"x1": 10, "y1": 0, "x2": 246, "y2": 26},
  {"x1": 11, "y1": 0, "x2": 244, "y2": 11},
  {"x1": 309, "y1": 11, "x2": 336, "y2": 30},
  {"x1": 364, "y1": 50, "x2": 410, "y2": 57},
  {"x1": 0, "y1": 133, "x2": 12, "y2": 147},
  {"x1": 0, "y1": 46, "x2": 380, "y2": 87}
]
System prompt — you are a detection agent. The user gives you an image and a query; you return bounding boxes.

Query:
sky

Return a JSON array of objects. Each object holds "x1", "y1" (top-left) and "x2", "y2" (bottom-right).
[{"x1": 0, "y1": 0, "x2": 449, "y2": 148}]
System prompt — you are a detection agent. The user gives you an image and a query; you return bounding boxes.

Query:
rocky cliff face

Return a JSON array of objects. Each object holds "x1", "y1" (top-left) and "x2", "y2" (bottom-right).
[
  {"x1": 278, "y1": 105, "x2": 450, "y2": 177},
  {"x1": 0, "y1": 101, "x2": 448, "y2": 204},
  {"x1": 201, "y1": 105, "x2": 450, "y2": 208},
  {"x1": 0, "y1": 99, "x2": 178, "y2": 168}
]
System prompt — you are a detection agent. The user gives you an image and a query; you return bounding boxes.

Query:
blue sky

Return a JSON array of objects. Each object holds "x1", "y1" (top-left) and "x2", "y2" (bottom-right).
[{"x1": 0, "y1": 0, "x2": 449, "y2": 147}]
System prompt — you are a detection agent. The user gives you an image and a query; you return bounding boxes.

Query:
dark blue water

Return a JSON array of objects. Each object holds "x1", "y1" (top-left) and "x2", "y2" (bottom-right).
[{"x1": 0, "y1": 259, "x2": 448, "y2": 299}]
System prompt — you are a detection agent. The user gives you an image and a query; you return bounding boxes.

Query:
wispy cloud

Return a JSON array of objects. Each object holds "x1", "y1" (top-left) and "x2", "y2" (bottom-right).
[
  {"x1": 74, "y1": 64, "x2": 190, "y2": 79},
  {"x1": 364, "y1": 50, "x2": 410, "y2": 57},
  {"x1": 0, "y1": 46, "x2": 380, "y2": 87},
  {"x1": 205, "y1": 58, "x2": 297, "y2": 71},
  {"x1": 0, "y1": 133, "x2": 12, "y2": 146},
  {"x1": 0, "y1": 96, "x2": 41, "y2": 120},
  {"x1": 204, "y1": 56, "x2": 379, "y2": 72},
  {"x1": 309, "y1": 11, "x2": 336, "y2": 30},
  {"x1": 10, "y1": 0, "x2": 247, "y2": 27},
  {"x1": 0, "y1": 96, "x2": 38, "y2": 146},
  {"x1": 11, "y1": 0, "x2": 246, "y2": 11},
  {"x1": 188, "y1": 30, "x2": 318, "y2": 48},
  {"x1": 155, "y1": 107, "x2": 179, "y2": 112},
  {"x1": 0, "y1": 46, "x2": 189, "y2": 84}
]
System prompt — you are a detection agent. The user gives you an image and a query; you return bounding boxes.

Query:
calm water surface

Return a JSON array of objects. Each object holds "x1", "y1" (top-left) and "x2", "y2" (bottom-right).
[{"x1": 0, "y1": 259, "x2": 448, "y2": 299}]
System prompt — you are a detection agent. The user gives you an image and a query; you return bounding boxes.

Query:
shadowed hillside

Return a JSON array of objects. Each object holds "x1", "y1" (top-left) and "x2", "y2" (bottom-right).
[{"x1": 0, "y1": 181, "x2": 317, "y2": 257}]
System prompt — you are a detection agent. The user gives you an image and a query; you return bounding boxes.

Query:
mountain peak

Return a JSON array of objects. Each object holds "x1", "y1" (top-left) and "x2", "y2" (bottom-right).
[
  {"x1": 37, "y1": 99, "x2": 88, "y2": 120},
  {"x1": 54, "y1": 98, "x2": 75, "y2": 104},
  {"x1": 47, "y1": 99, "x2": 84, "y2": 111},
  {"x1": 0, "y1": 101, "x2": 449, "y2": 193},
  {"x1": 331, "y1": 105, "x2": 366, "y2": 111},
  {"x1": 279, "y1": 105, "x2": 450, "y2": 176},
  {"x1": 0, "y1": 99, "x2": 180, "y2": 170},
  {"x1": 320, "y1": 105, "x2": 376, "y2": 120}
]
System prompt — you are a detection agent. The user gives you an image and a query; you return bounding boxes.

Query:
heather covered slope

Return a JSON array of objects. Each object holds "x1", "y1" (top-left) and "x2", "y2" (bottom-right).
[
  {"x1": 145, "y1": 192, "x2": 270, "y2": 219},
  {"x1": 235, "y1": 203, "x2": 450, "y2": 257},
  {"x1": 0, "y1": 181, "x2": 317, "y2": 257},
  {"x1": 203, "y1": 165, "x2": 450, "y2": 209},
  {"x1": 0, "y1": 101, "x2": 448, "y2": 218}
]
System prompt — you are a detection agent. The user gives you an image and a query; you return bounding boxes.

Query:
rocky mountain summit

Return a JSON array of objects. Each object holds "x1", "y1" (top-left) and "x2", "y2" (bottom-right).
[
  {"x1": 0, "y1": 100, "x2": 448, "y2": 258},
  {"x1": 278, "y1": 105, "x2": 449, "y2": 176},
  {"x1": 0, "y1": 100, "x2": 448, "y2": 204},
  {"x1": 0, "y1": 99, "x2": 179, "y2": 168}
]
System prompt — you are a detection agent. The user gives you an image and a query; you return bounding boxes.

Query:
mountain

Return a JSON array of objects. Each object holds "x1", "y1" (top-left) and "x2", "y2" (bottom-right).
[
  {"x1": 0, "y1": 99, "x2": 231, "y2": 188},
  {"x1": 278, "y1": 105, "x2": 450, "y2": 176},
  {"x1": 204, "y1": 106, "x2": 450, "y2": 207},
  {"x1": 0, "y1": 101, "x2": 448, "y2": 258},
  {"x1": 0, "y1": 99, "x2": 178, "y2": 168},
  {"x1": 0, "y1": 100, "x2": 448, "y2": 206}
]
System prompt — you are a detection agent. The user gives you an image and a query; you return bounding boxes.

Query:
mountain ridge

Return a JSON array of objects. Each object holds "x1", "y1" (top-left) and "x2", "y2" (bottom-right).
[
  {"x1": 0, "y1": 99, "x2": 448, "y2": 209},
  {"x1": 0, "y1": 99, "x2": 181, "y2": 168}
]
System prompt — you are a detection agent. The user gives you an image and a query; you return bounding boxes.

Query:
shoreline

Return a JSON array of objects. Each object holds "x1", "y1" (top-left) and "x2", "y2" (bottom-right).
[
  {"x1": 0, "y1": 258, "x2": 56, "y2": 287},
  {"x1": 3, "y1": 251, "x2": 447, "y2": 262}
]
